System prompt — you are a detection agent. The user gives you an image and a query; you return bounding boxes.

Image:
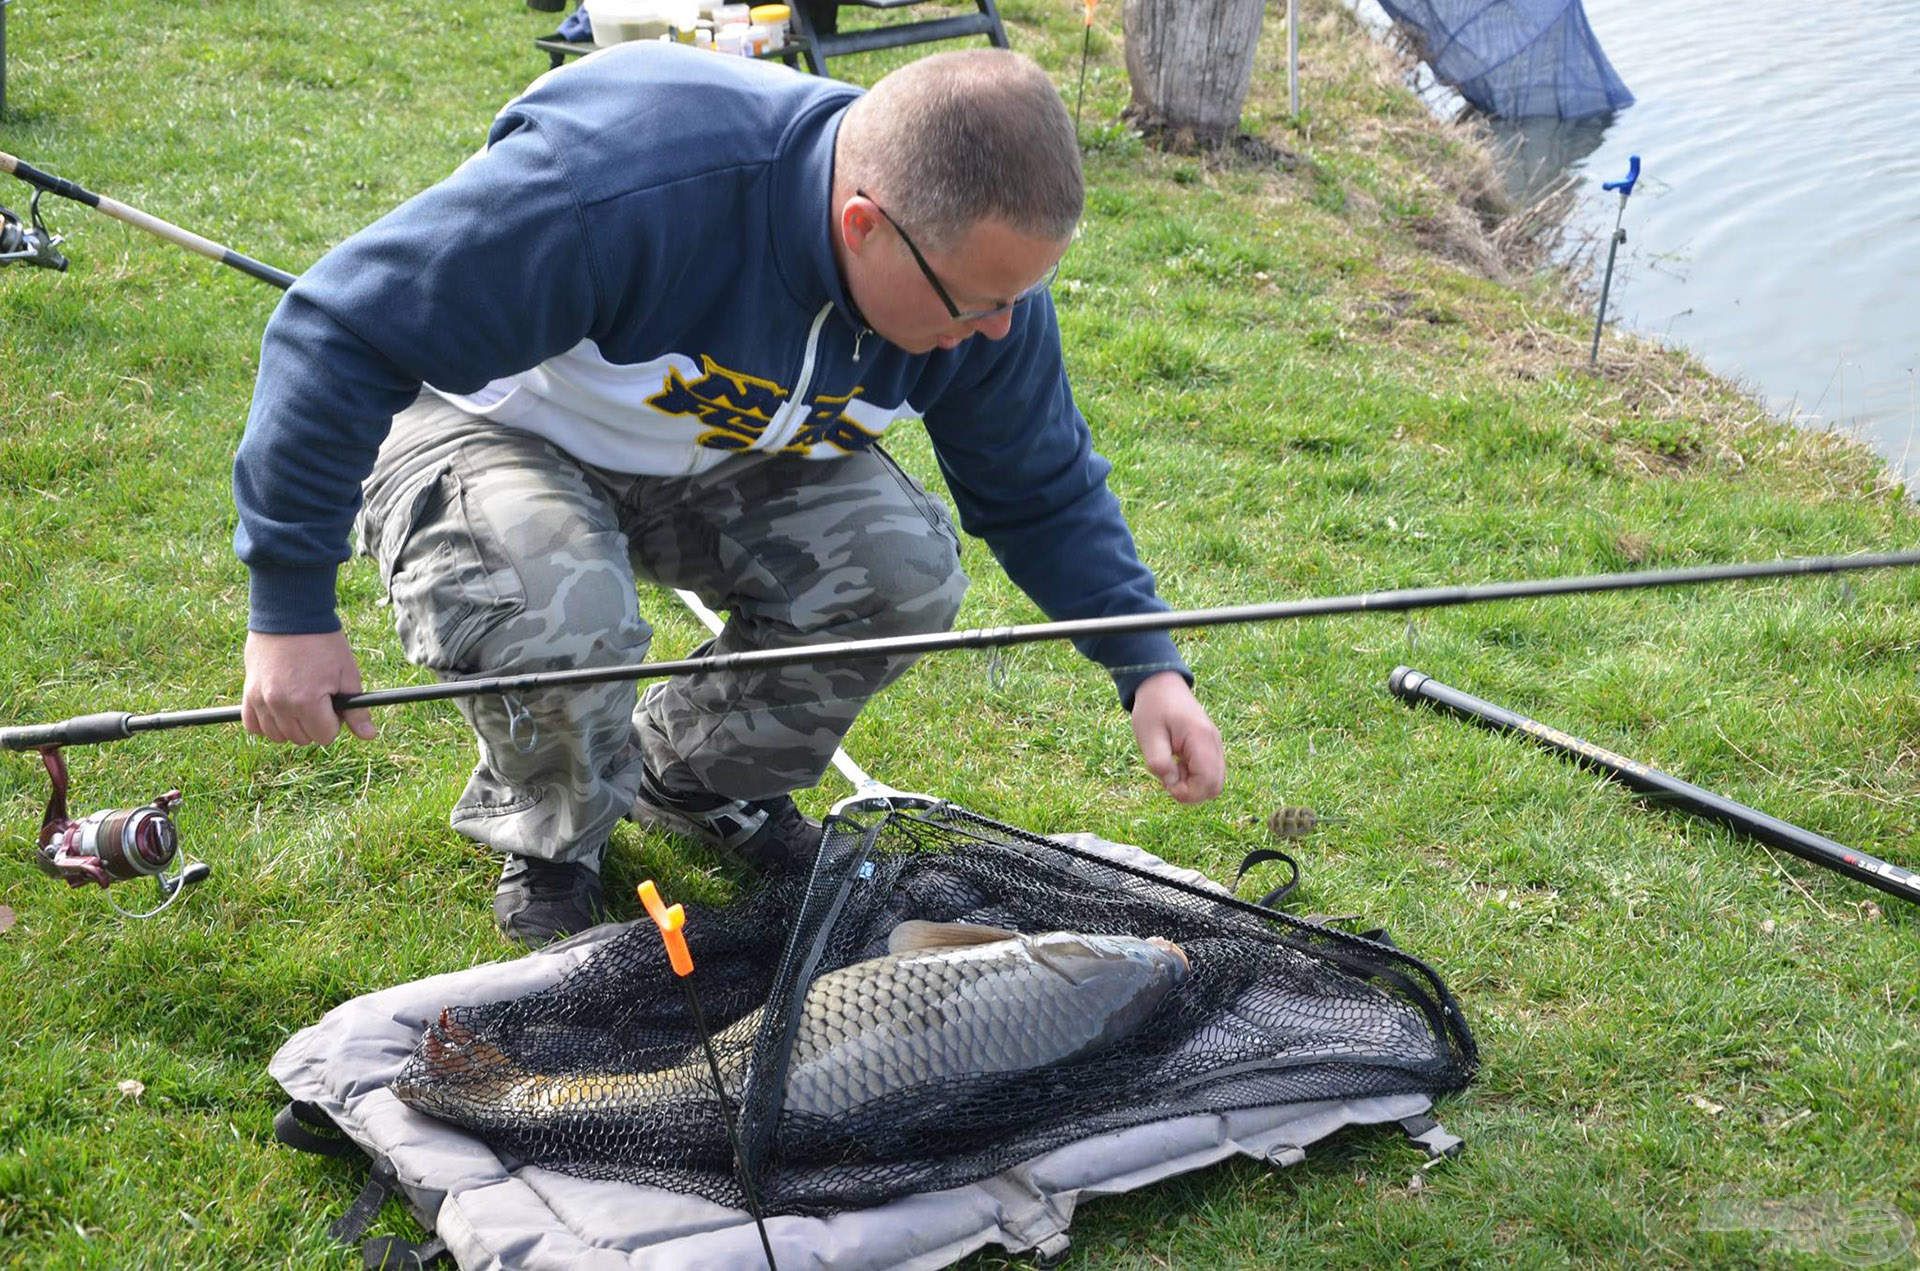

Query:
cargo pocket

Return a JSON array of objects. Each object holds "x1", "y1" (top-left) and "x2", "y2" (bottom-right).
[
  {"x1": 374, "y1": 462, "x2": 524, "y2": 676},
  {"x1": 872, "y1": 444, "x2": 961, "y2": 554}
]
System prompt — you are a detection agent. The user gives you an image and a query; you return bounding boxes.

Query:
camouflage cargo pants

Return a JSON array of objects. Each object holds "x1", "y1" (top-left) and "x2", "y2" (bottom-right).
[{"x1": 355, "y1": 391, "x2": 969, "y2": 866}]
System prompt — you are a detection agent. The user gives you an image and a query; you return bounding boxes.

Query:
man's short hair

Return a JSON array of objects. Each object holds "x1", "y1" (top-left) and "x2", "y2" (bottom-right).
[{"x1": 839, "y1": 49, "x2": 1083, "y2": 252}]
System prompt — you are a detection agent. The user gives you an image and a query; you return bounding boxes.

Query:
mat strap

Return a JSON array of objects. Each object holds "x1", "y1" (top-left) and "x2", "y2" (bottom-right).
[
  {"x1": 361, "y1": 1234, "x2": 450, "y2": 1269},
  {"x1": 1232, "y1": 847, "x2": 1302, "y2": 909},
  {"x1": 1398, "y1": 1113, "x2": 1464, "y2": 1160},
  {"x1": 273, "y1": 1100, "x2": 450, "y2": 1266},
  {"x1": 273, "y1": 1099, "x2": 361, "y2": 1160}
]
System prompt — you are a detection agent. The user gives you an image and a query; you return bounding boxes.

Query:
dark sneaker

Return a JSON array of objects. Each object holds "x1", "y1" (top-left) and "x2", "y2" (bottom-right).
[
  {"x1": 629, "y1": 766, "x2": 822, "y2": 874},
  {"x1": 493, "y1": 855, "x2": 606, "y2": 949}
]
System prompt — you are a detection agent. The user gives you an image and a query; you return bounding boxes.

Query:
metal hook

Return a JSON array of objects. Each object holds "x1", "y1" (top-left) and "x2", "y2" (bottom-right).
[{"x1": 986, "y1": 649, "x2": 1008, "y2": 693}]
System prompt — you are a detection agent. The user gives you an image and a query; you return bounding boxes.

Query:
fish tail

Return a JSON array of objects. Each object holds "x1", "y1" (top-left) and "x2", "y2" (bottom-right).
[{"x1": 401, "y1": 1011, "x2": 757, "y2": 1123}]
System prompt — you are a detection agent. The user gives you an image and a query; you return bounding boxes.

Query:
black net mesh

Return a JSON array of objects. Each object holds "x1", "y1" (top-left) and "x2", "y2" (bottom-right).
[{"x1": 393, "y1": 803, "x2": 1477, "y2": 1215}]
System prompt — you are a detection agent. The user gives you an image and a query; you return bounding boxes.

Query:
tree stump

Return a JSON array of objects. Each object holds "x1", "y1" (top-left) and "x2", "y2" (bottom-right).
[{"x1": 1122, "y1": 0, "x2": 1267, "y2": 150}]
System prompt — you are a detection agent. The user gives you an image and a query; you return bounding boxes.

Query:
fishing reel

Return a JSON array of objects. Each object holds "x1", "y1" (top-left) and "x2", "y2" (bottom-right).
[
  {"x1": 33, "y1": 747, "x2": 208, "y2": 918},
  {"x1": 0, "y1": 190, "x2": 69, "y2": 272}
]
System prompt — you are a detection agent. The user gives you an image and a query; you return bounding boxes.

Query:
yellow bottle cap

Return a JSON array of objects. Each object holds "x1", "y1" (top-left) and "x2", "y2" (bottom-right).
[{"x1": 749, "y1": 4, "x2": 790, "y2": 23}]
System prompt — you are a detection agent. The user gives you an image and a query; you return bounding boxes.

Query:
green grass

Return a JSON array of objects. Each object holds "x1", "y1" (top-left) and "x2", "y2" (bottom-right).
[{"x1": 3, "y1": 1, "x2": 1918, "y2": 1267}]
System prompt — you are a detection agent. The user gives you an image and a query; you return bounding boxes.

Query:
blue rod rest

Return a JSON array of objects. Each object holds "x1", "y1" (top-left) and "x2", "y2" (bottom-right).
[{"x1": 1602, "y1": 154, "x2": 1641, "y2": 197}]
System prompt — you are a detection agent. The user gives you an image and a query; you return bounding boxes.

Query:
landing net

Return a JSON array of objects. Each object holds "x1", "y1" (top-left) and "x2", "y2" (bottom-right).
[{"x1": 393, "y1": 803, "x2": 1477, "y2": 1215}]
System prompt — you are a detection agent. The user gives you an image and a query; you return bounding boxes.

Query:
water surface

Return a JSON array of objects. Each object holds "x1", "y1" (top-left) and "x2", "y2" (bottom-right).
[{"x1": 1368, "y1": 1, "x2": 1920, "y2": 487}]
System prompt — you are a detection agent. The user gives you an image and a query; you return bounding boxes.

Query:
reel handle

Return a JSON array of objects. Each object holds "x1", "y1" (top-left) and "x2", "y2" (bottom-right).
[{"x1": 159, "y1": 861, "x2": 213, "y2": 897}]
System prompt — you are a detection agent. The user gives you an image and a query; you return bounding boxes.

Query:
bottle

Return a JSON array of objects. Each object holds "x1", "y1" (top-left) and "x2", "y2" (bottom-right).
[{"x1": 748, "y1": 4, "x2": 791, "y2": 50}]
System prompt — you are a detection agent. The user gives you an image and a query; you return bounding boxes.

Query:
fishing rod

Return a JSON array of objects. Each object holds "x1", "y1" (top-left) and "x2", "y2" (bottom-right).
[
  {"x1": 6, "y1": 550, "x2": 1917, "y2": 904},
  {"x1": 8, "y1": 548, "x2": 1917, "y2": 755},
  {"x1": 1390, "y1": 666, "x2": 1920, "y2": 908},
  {"x1": 0, "y1": 150, "x2": 297, "y2": 288},
  {"x1": 0, "y1": 153, "x2": 299, "y2": 911}
]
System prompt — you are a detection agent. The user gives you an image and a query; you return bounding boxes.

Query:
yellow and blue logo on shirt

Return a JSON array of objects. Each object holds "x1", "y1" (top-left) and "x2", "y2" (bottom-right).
[{"x1": 648, "y1": 354, "x2": 882, "y2": 454}]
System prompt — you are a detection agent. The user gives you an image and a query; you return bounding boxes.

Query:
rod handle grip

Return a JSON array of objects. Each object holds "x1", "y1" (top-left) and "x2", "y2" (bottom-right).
[
  {"x1": 636, "y1": 879, "x2": 694, "y2": 977},
  {"x1": 0, "y1": 712, "x2": 135, "y2": 751}
]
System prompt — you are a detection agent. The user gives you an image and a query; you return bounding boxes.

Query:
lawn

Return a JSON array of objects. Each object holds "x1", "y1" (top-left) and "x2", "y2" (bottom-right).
[{"x1": 2, "y1": 1, "x2": 1917, "y2": 1266}]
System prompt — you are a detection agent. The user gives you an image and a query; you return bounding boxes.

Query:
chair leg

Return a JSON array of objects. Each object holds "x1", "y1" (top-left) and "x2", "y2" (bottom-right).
[
  {"x1": 790, "y1": 0, "x2": 831, "y2": 76},
  {"x1": 978, "y1": 0, "x2": 1010, "y2": 49}
]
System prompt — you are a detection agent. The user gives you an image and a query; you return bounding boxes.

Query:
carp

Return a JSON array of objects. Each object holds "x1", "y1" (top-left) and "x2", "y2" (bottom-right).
[{"x1": 398, "y1": 922, "x2": 1190, "y2": 1122}]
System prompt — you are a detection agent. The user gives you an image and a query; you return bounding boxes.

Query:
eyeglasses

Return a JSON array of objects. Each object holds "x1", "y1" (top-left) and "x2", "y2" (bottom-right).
[{"x1": 857, "y1": 189, "x2": 1060, "y2": 323}]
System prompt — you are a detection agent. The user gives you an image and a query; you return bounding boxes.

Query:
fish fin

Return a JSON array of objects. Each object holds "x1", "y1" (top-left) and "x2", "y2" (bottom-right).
[{"x1": 887, "y1": 919, "x2": 1022, "y2": 954}]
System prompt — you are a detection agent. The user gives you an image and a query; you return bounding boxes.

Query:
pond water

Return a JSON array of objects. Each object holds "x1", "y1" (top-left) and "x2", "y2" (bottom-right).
[{"x1": 1360, "y1": 0, "x2": 1920, "y2": 488}]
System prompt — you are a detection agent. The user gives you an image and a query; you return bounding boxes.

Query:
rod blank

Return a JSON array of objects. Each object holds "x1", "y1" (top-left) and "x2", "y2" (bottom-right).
[
  {"x1": 6, "y1": 549, "x2": 1919, "y2": 752},
  {"x1": 1389, "y1": 666, "x2": 1920, "y2": 907}
]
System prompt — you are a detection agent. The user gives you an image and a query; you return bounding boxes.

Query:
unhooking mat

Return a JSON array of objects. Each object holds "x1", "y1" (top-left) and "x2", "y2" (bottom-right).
[{"x1": 271, "y1": 806, "x2": 1475, "y2": 1268}]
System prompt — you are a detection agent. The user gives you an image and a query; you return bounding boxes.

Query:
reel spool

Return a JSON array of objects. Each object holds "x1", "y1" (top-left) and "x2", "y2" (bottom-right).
[{"x1": 34, "y1": 748, "x2": 208, "y2": 917}]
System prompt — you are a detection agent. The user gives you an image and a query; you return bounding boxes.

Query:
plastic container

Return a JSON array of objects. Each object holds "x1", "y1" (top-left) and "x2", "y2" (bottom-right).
[
  {"x1": 748, "y1": 4, "x2": 788, "y2": 50},
  {"x1": 588, "y1": 0, "x2": 699, "y2": 46},
  {"x1": 712, "y1": 4, "x2": 752, "y2": 26}
]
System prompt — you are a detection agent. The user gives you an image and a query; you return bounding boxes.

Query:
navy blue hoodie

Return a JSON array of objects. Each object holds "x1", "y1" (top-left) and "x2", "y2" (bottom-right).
[{"x1": 235, "y1": 42, "x2": 1188, "y2": 704}]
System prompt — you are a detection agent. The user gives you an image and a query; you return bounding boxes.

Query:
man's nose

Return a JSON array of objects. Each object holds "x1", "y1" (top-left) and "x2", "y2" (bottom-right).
[{"x1": 969, "y1": 309, "x2": 1016, "y2": 341}]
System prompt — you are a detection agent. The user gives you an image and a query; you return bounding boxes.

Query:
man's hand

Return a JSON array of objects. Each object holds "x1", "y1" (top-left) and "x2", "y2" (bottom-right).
[
  {"x1": 243, "y1": 630, "x2": 378, "y2": 745},
  {"x1": 1129, "y1": 670, "x2": 1225, "y2": 804}
]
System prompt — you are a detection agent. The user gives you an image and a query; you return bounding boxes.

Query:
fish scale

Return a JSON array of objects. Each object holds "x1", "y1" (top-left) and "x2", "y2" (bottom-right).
[
  {"x1": 782, "y1": 933, "x2": 1181, "y2": 1117},
  {"x1": 433, "y1": 927, "x2": 1188, "y2": 1125}
]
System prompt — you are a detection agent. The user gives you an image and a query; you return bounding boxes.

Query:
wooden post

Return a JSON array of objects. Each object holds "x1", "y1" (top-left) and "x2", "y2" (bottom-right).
[{"x1": 1122, "y1": 0, "x2": 1265, "y2": 148}]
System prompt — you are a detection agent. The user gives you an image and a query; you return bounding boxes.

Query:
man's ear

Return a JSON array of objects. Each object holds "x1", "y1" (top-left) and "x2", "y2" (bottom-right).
[{"x1": 840, "y1": 195, "x2": 879, "y2": 255}]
